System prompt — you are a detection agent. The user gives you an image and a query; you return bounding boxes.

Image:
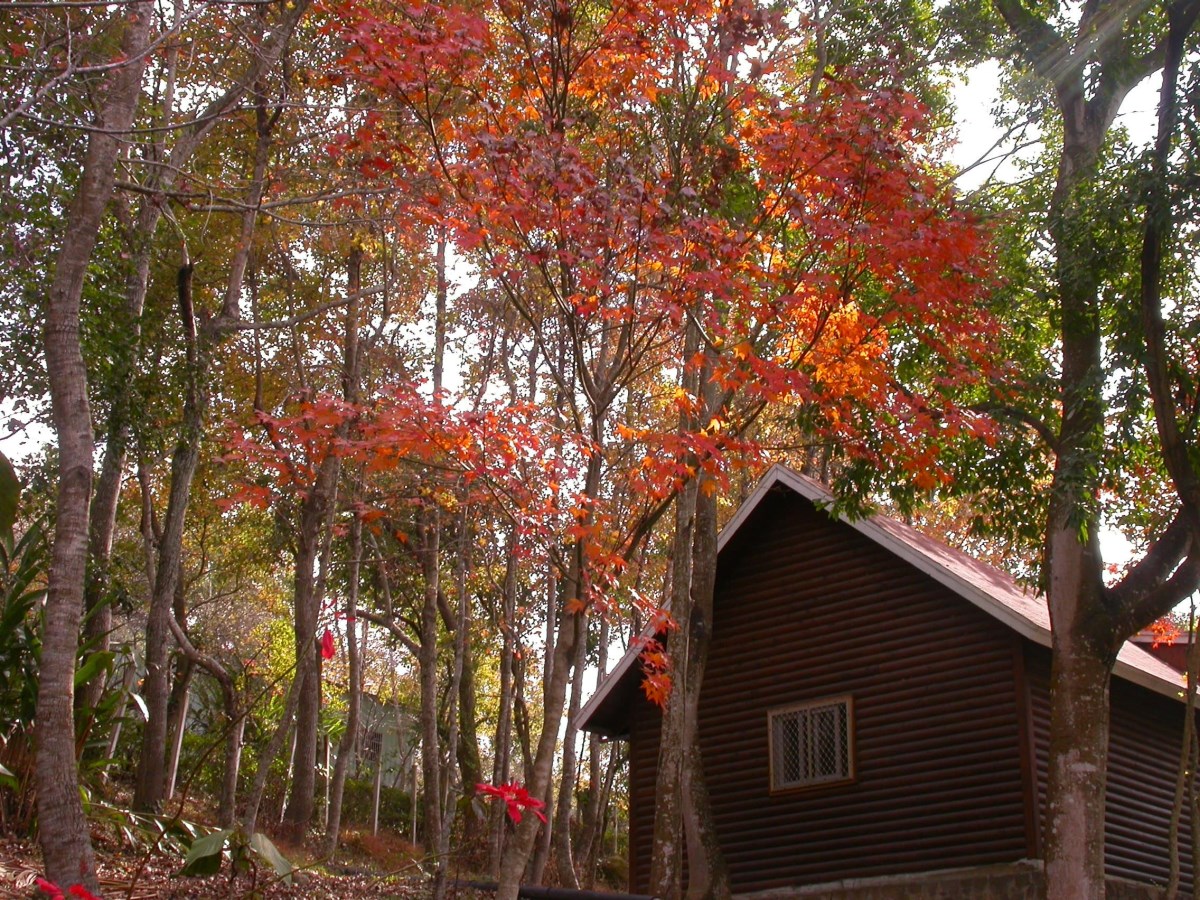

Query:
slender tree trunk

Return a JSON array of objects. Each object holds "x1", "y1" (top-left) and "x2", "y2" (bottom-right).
[
  {"x1": 529, "y1": 779, "x2": 553, "y2": 885},
  {"x1": 584, "y1": 744, "x2": 621, "y2": 889},
  {"x1": 81, "y1": 0, "x2": 310, "y2": 712},
  {"x1": 650, "y1": 323, "x2": 701, "y2": 900},
  {"x1": 38, "y1": 6, "x2": 153, "y2": 890},
  {"x1": 163, "y1": 658, "x2": 193, "y2": 801},
  {"x1": 456, "y1": 633, "x2": 484, "y2": 803},
  {"x1": 219, "y1": 711, "x2": 246, "y2": 829},
  {"x1": 453, "y1": 517, "x2": 483, "y2": 834},
  {"x1": 134, "y1": 261, "x2": 204, "y2": 812},
  {"x1": 322, "y1": 513, "x2": 363, "y2": 858},
  {"x1": 322, "y1": 247, "x2": 365, "y2": 857},
  {"x1": 420, "y1": 236, "x2": 449, "y2": 872},
  {"x1": 650, "y1": 476, "x2": 694, "y2": 900},
  {"x1": 80, "y1": 445, "x2": 125, "y2": 712},
  {"x1": 651, "y1": 340, "x2": 729, "y2": 900},
  {"x1": 418, "y1": 500, "x2": 443, "y2": 855},
  {"x1": 244, "y1": 669, "x2": 303, "y2": 835},
  {"x1": 165, "y1": 613, "x2": 244, "y2": 828},
  {"x1": 104, "y1": 660, "x2": 139, "y2": 764},
  {"x1": 580, "y1": 613, "x2": 610, "y2": 887},
  {"x1": 495, "y1": 451, "x2": 599, "y2": 900},
  {"x1": 281, "y1": 451, "x2": 339, "y2": 838},
  {"x1": 679, "y1": 473, "x2": 728, "y2": 900},
  {"x1": 553, "y1": 620, "x2": 588, "y2": 888},
  {"x1": 134, "y1": 78, "x2": 283, "y2": 808},
  {"x1": 490, "y1": 533, "x2": 518, "y2": 874},
  {"x1": 432, "y1": 507, "x2": 472, "y2": 900}
]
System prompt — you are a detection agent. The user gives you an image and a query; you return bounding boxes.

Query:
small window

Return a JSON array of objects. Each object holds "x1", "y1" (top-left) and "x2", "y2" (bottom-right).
[
  {"x1": 362, "y1": 730, "x2": 383, "y2": 764},
  {"x1": 768, "y1": 696, "x2": 853, "y2": 791}
]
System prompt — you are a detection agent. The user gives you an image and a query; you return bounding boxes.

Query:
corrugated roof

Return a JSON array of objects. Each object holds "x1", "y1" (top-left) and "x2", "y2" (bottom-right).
[{"x1": 580, "y1": 464, "x2": 1185, "y2": 733}]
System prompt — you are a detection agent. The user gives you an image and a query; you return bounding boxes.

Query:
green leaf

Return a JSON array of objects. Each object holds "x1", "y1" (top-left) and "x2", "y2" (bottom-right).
[
  {"x1": 249, "y1": 831, "x2": 293, "y2": 885},
  {"x1": 0, "y1": 450, "x2": 17, "y2": 554},
  {"x1": 179, "y1": 828, "x2": 234, "y2": 877},
  {"x1": 73, "y1": 650, "x2": 115, "y2": 689}
]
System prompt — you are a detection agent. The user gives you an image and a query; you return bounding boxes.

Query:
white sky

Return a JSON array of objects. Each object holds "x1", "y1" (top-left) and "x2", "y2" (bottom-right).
[{"x1": 950, "y1": 60, "x2": 1162, "y2": 189}]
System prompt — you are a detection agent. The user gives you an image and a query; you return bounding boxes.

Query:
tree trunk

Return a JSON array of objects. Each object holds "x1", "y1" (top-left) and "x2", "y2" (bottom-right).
[
  {"x1": 103, "y1": 660, "x2": 139, "y2": 765},
  {"x1": 456, "y1": 635, "x2": 484, "y2": 807},
  {"x1": 651, "y1": 335, "x2": 729, "y2": 900},
  {"x1": 584, "y1": 744, "x2": 621, "y2": 889},
  {"x1": 134, "y1": 261, "x2": 204, "y2": 812},
  {"x1": 679, "y1": 475, "x2": 728, "y2": 900},
  {"x1": 133, "y1": 95, "x2": 276, "y2": 806},
  {"x1": 418, "y1": 499, "x2": 443, "y2": 856},
  {"x1": 321, "y1": 245, "x2": 364, "y2": 859},
  {"x1": 1043, "y1": 615, "x2": 1113, "y2": 899},
  {"x1": 553, "y1": 619, "x2": 588, "y2": 888},
  {"x1": 219, "y1": 712, "x2": 246, "y2": 829},
  {"x1": 165, "y1": 612, "x2": 244, "y2": 828},
  {"x1": 432, "y1": 507, "x2": 472, "y2": 900},
  {"x1": 495, "y1": 453, "x2": 599, "y2": 900},
  {"x1": 322, "y1": 514, "x2": 363, "y2": 858},
  {"x1": 163, "y1": 657, "x2": 193, "y2": 801},
  {"x1": 490, "y1": 533, "x2": 519, "y2": 874},
  {"x1": 579, "y1": 612, "x2": 610, "y2": 887},
  {"x1": 650, "y1": 323, "x2": 699, "y2": 900},
  {"x1": 281, "y1": 451, "x2": 339, "y2": 838},
  {"x1": 649, "y1": 471, "x2": 690, "y2": 898},
  {"x1": 80, "y1": 441, "x2": 125, "y2": 713},
  {"x1": 244, "y1": 669, "x2": 303, "y2": 835},
  {"x1": 1034, "y1": 16, "x2": 1118, "y2": 896},
  {"x1": 986, "y1": 7, "x2": 1200, "y2": 895},
  {"x1": 37, "y1": 5, "x2": 153, "y2": 890}
]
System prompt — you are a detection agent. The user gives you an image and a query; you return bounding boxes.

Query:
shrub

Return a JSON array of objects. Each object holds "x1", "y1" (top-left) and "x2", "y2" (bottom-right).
[{"x1": 338, "y1": 778, "x2": 416, "y2": 834}]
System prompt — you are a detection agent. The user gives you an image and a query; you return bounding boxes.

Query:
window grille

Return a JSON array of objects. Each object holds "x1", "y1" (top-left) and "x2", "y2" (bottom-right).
[
  {"x1": 769, "y1": 697, "x2": 852, "y2": 791},
  {"x1": 362, "y1": 730, "x2": 383, "y2": 764}
]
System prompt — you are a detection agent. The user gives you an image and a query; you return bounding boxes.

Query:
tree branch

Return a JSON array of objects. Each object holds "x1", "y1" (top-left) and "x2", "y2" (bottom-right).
[
  {"x1": 1107, "y1": 509, "x2": 1200, "y2": 634},
  {"x1": 356, "y1": 608, "x2": 420, "y2": 656}
]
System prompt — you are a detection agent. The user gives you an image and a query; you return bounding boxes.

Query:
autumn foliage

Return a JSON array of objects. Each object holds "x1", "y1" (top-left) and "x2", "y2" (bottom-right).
[
  {"x1": 227, "y1": 0, "x2": 1005, "y2": 718},
  {"x1": 195, "y1": 0, "x2": 998, "y2": 888}
]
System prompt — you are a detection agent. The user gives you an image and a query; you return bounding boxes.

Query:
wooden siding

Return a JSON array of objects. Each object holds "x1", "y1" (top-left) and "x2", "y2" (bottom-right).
[
  {"x1": 628, "y1": 488, "x2": 1030, "y2": 894},
  {"x1": 1026, "y1": 646, "x2": 1194, "y2": 892},
  {"x1": 629, "y1": 691, "x2": 661, "y2": 893}
]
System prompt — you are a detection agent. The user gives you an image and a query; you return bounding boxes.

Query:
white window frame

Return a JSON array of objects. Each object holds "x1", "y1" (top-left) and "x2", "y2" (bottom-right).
[{"x1": 767, "y1": 695, "x2": 854, "y2": 793}]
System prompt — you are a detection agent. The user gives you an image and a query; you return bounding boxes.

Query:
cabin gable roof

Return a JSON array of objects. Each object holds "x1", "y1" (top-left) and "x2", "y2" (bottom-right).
[{"x1": 580, "y1": 464, "x2": 1183, "y2": 735}]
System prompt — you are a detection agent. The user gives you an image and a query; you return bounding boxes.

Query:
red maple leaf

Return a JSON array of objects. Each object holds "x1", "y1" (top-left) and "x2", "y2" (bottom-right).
[{"x1": 475, "y1": 781, "x2": 547, "y2": 824}]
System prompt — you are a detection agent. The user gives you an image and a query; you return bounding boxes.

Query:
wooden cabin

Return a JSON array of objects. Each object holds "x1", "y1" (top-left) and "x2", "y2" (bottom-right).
[{"x1": 580, "y1": 466, "x2": 1190, "y2": 898}]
